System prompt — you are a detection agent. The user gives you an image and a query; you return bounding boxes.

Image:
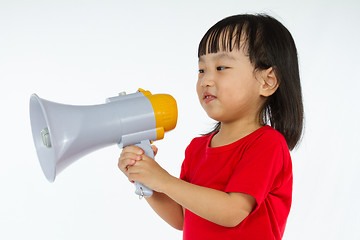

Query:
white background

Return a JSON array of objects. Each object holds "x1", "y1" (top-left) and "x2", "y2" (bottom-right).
[{"x1": 1, "y1": 0, "x2": 359, "y2": 239}]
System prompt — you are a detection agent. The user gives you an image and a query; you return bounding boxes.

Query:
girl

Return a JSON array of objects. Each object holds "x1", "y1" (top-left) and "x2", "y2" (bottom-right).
[{"x1": 118, "y1": 14, "x2": 303, "y2": 239}]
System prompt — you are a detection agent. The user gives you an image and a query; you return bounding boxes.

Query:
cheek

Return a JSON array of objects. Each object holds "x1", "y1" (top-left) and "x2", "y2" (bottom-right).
[{"x1": 196, "y1": 80, "x2": 202, "y2": 100}]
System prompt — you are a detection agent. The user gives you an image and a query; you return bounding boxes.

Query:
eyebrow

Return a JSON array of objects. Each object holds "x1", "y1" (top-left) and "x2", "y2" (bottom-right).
[{"x1": 198, "y1": 52, "x2": 236, "y2": 63}]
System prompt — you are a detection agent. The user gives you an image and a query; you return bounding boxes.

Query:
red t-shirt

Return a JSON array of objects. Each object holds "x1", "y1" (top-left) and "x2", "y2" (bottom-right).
[{"x1": 180, "y1": 125, "x2": 292, "y2": 240}]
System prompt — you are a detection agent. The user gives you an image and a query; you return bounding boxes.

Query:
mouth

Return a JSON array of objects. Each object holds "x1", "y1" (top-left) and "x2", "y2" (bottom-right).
[{"x1": 203, "y1": 92, "x2": 216, "y2": 103}]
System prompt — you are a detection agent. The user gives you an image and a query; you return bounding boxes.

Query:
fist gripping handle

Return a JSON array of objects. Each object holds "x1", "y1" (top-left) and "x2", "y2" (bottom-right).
[{"x1": 133, "y1": 140, "x2": 154, "y2": 198}]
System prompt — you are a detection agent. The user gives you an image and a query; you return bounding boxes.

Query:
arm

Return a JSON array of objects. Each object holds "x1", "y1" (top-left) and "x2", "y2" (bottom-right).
[
  {"x1": 118, "y1": 145, "x2": 184, "y2": 230},
  {"x1": 145, "y1": 191, "x2": 184, "y2": 230},
  {"x1": 160, "y1": 176, "x2": 255, "y2": 228},
  {"x1": 119, "y1": 145, "x2": 256, "y2": 228}
]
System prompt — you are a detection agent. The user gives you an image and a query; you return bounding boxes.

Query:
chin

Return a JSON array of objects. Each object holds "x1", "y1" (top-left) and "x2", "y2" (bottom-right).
[{"x1": 205, "y1": 113, "x2": 224, "y2": 122}]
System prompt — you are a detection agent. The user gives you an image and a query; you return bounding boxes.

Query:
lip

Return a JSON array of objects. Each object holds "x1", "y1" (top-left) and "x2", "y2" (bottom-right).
[{"x1": 203, "y1": 92, "x2": 216, "y2": 103}]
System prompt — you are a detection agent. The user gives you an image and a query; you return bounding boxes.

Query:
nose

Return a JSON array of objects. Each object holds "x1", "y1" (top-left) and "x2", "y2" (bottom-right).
[{"x1": 198, "y1": 71, "x2": 215, "y2": 87}]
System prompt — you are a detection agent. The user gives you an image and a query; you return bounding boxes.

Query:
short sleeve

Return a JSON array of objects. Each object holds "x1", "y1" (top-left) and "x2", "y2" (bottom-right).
[
  {"x1": 179, "y1": 138, "x2": 197, "y2": 182},
  {"x1": 225, "y1": 132, "x2": 286, "y2": 209},
  {"x1": 180, "y1": 158, "x2": 188, "y2": 182}
]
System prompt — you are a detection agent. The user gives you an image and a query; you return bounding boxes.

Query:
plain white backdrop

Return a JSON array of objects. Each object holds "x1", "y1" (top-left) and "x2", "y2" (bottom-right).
[{"x1": 1, "y1": 0, "x2": 359, "y2": 239}]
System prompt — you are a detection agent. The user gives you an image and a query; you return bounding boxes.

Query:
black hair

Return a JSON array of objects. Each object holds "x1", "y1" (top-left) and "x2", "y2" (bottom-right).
[{"x1": 198, "y1": 14, "x2": 304, "y2": 150}]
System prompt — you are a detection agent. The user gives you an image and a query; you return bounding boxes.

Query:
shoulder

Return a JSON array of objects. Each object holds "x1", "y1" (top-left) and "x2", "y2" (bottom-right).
[
  {"x1": 248, "y1": 125, "x2": 288, "y2": 150},
  {"x1": 242, "y1": 126, "x2": 290, "y2": 170},
  {"x1": 183, "y1": 134, "x2": 213, "y2": 167},
  {"x1": 181, "y1": 134, "x2": 212, "y2": 179},
  {"x1": 185, "y1": 134, "x2": 212, "y2": 151}
]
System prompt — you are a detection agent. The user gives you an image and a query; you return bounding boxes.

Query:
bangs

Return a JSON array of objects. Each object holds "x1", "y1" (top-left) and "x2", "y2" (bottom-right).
[
  {"x1": 198, "y1": 14, "x2": 271, "y2": 69},
  {"x1": 198, "y1": 18, "x2": 251, "y2": 57}
]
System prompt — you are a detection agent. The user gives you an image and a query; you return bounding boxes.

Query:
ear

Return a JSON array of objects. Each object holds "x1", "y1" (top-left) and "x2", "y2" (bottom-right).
[{"x1": 258, "y1": 67, "x2": 279, "y2": 97}]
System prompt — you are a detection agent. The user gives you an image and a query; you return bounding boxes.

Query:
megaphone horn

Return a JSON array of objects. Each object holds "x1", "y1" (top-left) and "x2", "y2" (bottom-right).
[{"x1": 29, "y1": 88, "x2": 177, "y2": 197}]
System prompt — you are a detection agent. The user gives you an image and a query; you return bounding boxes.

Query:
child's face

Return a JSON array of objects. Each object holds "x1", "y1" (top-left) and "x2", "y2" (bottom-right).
[{"x1": 197, "y1": 49, "x2": 265, "y2": 125}]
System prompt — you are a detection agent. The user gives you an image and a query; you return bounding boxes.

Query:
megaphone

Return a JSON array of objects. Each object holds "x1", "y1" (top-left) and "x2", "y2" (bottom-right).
[{"x1": 29, "y1": 88, "x2": 177, "y2": 197}]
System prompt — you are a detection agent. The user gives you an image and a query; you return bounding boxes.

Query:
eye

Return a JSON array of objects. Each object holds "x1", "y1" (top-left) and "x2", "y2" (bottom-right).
[
  {"x1": 216, "y1": 66, "x2": 227, "y2": 71},
  {"x1": 198, "y1": 69, "x2": 205, "y2": 74}
]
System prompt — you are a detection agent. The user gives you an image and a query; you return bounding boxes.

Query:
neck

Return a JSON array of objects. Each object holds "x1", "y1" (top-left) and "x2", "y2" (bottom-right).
[{"x1": 210, "y1": 118, "x2": 263, "y2": 148}]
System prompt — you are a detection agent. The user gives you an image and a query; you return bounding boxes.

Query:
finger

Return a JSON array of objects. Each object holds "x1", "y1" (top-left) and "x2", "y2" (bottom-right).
[
  {"x1": 122, "y1": 145, "x2": 144, "y2": 155},
  {"x1": 118, "y1": 148, "x2": 144, "y2": 172},
  {"x1": 118, "y1": 160, "x2": 134, "y2": 173},
  {"x1": 118, "y1": 155, "x2": 139, "y2": 172},
  {"x1": 121, "y1": 152, "x2": 142, "y2": 161},
  {"x1": 151, "y1": 145, "x2": 158, "y2": 157}
]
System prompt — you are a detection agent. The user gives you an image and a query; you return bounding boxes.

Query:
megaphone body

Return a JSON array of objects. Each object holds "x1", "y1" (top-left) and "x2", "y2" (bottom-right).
[{"x1": 30, "y1": 89, "x2": 177, "y2": 197}]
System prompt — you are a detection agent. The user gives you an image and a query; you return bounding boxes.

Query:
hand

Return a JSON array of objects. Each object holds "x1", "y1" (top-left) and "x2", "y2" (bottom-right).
[
  {"x1": 126, "y1": 149, "x2": 171, "y2": 193},
  {"x1": 118, "y1": 145, "x2": 169, "y2": 192},
  {"x1": 118, "y1": 145, "x2": 145, "y2": 183}
]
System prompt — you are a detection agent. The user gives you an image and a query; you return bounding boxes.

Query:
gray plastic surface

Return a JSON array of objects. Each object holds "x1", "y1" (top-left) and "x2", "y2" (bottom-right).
[{"x1": 29, "y1": 91, "x2": 157, "y2": 182}]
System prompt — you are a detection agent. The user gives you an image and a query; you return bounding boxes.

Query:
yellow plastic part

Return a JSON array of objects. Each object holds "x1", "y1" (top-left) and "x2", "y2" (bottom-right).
[
  {"x1": 144, "y1": 92, "x2": 178, "y2": 140},
  {"x1": 138, "y1": 88, "x2": 152, "y2": 97}
]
